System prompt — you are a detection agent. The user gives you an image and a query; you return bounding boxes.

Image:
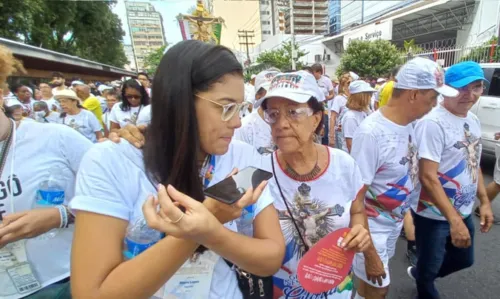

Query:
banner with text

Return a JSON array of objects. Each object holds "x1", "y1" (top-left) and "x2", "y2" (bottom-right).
[{"x1": 343, "y1": 20, "x2": 393, "y2": 49}]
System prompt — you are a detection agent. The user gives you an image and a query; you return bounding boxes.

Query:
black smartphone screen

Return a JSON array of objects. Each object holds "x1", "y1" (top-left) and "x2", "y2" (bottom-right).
[{"x1": 204, "y1": 167, "x2": 273, "y2": 205}]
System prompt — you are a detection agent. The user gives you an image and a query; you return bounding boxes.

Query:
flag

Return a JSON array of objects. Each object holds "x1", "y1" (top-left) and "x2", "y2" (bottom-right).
[
  {"x1": 178, "y1": 17, "x2": 192, "y2": 40},
  {"x1": 213, "y1": 23, "x2": 222, "y2": 45}
]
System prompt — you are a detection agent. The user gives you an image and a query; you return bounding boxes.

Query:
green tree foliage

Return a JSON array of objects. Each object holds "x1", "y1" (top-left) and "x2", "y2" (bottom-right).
[
  {"x1": 0, "y1": 0, "x2": 128, "y2": 68},
  {"x1": 337, "y1": 40, "x2": 403, "y2": 78},
  {"x1": 460, "y1": 36, "x2": 499, "y2": 63},
  {"x1": 143, "y1": 45, "x2": 168, "y2": 75},
  {"x1": 256, "y1": 41, "x2": 308, "y2": 71}
]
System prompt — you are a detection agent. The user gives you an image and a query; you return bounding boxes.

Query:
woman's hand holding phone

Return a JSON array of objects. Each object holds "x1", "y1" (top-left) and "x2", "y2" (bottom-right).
[{"x1": 204, "y1": 168, "x2": 268, "y2": 224}]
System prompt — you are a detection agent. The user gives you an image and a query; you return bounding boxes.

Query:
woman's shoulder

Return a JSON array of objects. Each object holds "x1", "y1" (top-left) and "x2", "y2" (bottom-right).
[
  {"x1": 219, "y1": 140, "x2": 269, "y2": 171},
  {"x1": 325, "y1": 146, "x2": 357, "y2": 169},
  {"x1": 83, "y1": 140, "x2": 143, "y2": 170}
]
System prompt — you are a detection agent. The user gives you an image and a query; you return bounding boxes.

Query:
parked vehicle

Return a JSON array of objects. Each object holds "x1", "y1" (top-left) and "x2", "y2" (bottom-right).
[{"x1": 470, "y1": 63, "x2": 500, "y2": 156}]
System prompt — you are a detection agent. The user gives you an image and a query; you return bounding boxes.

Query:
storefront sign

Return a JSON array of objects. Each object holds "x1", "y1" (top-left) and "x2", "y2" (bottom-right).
[{"x1": 343, "y1": 21, "x2": 393, "y2": 48}]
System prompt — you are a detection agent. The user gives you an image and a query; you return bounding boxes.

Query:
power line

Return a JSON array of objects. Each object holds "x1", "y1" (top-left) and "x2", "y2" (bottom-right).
[{"x1": 238, "y1": 30, "x2": 255, "y2": 64}]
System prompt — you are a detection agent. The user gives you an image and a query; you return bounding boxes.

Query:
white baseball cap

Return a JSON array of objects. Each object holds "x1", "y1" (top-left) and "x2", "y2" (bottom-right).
[
  {"x1": 349, "y1": 71, "x2": 360, "y2": 80},
  {"x1": 5, "y1": 98, "x2": 23, "y2": 108},
  {"x1": 349, "y1": 80, "x2": 376, "y2": 94},
  {"x1": 395, "y1": 57, "x2": 458, "y2": 97},
  {"x1": 71, "y1": 80, "x2": 84, "y2": 86},
  {"x1": 255, "y1": 71, "x2": 325, "y2": 108},
  {"x1": 254, "y1": 70, "x2": 280, "y2": 94},
  {"x1": 98, "y1": 85, "x2": 113, "y2": 93},
  {"x1": 377, "y1": 78, "x2": 386, "y2": 83}
]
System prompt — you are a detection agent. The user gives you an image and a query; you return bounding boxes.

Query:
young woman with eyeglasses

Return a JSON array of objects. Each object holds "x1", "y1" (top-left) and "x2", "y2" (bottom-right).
[
  {"x1": 69, "y1": 40, "x2": 285, "y2": 299},
  {"x1": 108, "y1": 79, "x2": 151, "y2": 131}
]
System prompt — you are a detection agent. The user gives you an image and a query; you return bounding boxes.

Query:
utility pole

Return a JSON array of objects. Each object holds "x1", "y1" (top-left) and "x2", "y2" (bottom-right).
[
  {"x1": 290, "y1": 0, "x2": 296, "y2": 70},
  {"x1": 238, "y1": 30, "x2": 255, "y2": 65}
]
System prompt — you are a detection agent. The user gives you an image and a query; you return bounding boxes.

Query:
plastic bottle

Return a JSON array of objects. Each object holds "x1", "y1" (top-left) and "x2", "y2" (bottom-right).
[
  {"x1": 236, "y1": 204, "x2": 254, "y2": 237},
  {"x1": 123, "y1": 218, "x2": 164, "y2": 260},
  {"x1": 33, "y1": 167, "x2": 66, "y2": 239}
]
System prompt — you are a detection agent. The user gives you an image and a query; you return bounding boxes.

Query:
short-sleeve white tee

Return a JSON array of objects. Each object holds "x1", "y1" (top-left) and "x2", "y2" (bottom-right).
[
  {"x1": 233, "y1": 110, "x2": 275, "y2": 154},
  {"x1": 0, "y1": 122, "x2": 92, "y2": 298},
  {"x1": 340, "y1": 109, "x2": 368, "y2": 152},
  {"x1": 317, "y1": 75, "x2": 334, "y2": 99},
  {"x1": 109, "y1": 103, "x2": 150, "y2": 128},
  {"x1": 413, "y1": 105, "x2": 482, "y2": 220},
  {"x1": 330, "y1": 95, "x2": 348, "y2": 129},
  {"x1": 69, "y1": 140, "x2": 272, "y2": 299},
  {"x1": 41, "y1": 98, "x2": 61, "y2": 112},
  {"x1": 263, "y1": 147, "x2": 363, "y2": 298},
  {"x1": 62, "y1": 109, "x2": 102, "y2": 142},
  {"x1": 351, "y1": 111, "x2": 419, "y2": 224}
]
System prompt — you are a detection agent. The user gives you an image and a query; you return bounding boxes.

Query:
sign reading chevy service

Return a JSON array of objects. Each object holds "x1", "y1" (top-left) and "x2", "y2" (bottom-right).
[{"x1": 343, "y1": 21, "x2": 393, "y2": 49}]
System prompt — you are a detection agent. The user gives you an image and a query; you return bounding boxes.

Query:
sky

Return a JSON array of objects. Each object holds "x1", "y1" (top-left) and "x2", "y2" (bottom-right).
[{"x1": 112, "y1": 0, "x2": 194, "y2": 46}]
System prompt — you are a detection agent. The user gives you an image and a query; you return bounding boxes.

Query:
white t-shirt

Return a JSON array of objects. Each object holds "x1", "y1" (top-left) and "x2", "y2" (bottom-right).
[
  {"x1": 136, "y1": 104, "x2": 152, "y2": 126},
  {"x1": 351, "y1": 111, "x2": 418, "y2": 225},
  {"x1": 330, "y1": 95, "x2": 348, "y2": 129},
  {"x1": 413, "y1": 105, "x2": 482, "y2": 220},
  {"x1": 244, "y1": 83, "x2": 255, "y2": 105},
  {"x1": 109, "y1": 103, "x2": 150, "y2": 128},
  {"x1": 38, "y1": 111, "x2": 62, "y2": 124},
  {"x1": 340, "y1": 109, "x2": 368, "y2": 152},
  {"x1": 233, "y1": 109, "x2": 275, "y2": 154},
  {"x1": 317, "y1": 75, "x2": 334, "y2": 99},
  {"x1": 69, "y1": 140, "x2": 271, "y2": 299},
  {"x1": 41, "y1": 98, "x2": 61, "y2": 112},
  {"x1": 62, "y1": 109, "x2": 102, "y2": 143},
  {"x1": 264, "y1": 147, "x2": 363, "y2": 298},
  {"x1": 0, "y1": 121, "x2": 92, "y2": 298},
  {"x1": 102, "y1": 110, "x2": 112, "y2": 131},
  {"x1": 97, "y1": 96, "x2": 107, "y2": 114}
]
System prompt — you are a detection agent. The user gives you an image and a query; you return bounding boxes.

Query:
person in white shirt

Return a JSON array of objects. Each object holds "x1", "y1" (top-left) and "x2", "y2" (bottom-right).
[
  {"x1": 69, "y1": 40, "x2": 285, "y2": 299},
  {"x1": 351, "y1": 57, "x2": 459, "y2": 299},
  {"x1": 234, "y1": 69, "x2": 280, "y2": 154},
  {"x1": 3, "y1": 98, "x2": 24, "y2": 122},
  {"x1": 50, "y1": 71, "x2": 67, "y2": 95},
  {"x1": 0, "y1": 44, "x2": 93, "y2": 299},
  {"x1": 33, "y1": 101, "x2": 61, "y2": 124},
  {"x1": 12, "y1": 84, "x2": 35, "y2": 118},
  {"x1": 55, "y1": 89, "x2": 103, "y2": 143},
  {"x1": 329, "y1": 74, "x2": 351, "y2": 148},
  {"x1": 109, "y1": 79, "x2": 150, "y2": 131},
  {"x1": 102, "y1": 89, "x2": 119, "y2": 134},
  {"x1": 256, "y1": 71, "x2": 372, "y2": 299},
  {"x1": 310, "y1": 64, "x2": 334, "y2": 146},
  {"x1": 409, "y1": 61, "x2": 493, "y2": 299},
  {"x1": 39, "y1": 82, "x2": 61, "y2": 112},
  {"x1": 340, "y1": 80, "x2": 375, "y2": 153},
  {"x1": 97, "y1": 84, "x2": 113, "y2": 113}
]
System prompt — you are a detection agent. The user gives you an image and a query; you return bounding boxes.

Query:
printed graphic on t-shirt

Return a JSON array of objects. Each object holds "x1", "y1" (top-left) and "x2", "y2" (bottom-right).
[
  {"x1": 417, "y1": 122, "x2": 480, "y2": 217},
  {"x1": 124, "y1": 112, "x2": 139, "y2": 125},
  {"x1": 273, "y1": 183, "x2": 353, "y2": 299},
  {"x1": 366, "y1": 135, "x2": 417, "y2": 222},
  {"x1": 0, "y1": 175, "x2": 23, "y2": 221}
]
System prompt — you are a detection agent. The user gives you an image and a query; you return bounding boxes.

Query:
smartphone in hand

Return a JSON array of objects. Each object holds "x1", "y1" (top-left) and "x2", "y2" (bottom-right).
[{"x1": 204, "y1": 167, "x2": 273, "y2": 205}]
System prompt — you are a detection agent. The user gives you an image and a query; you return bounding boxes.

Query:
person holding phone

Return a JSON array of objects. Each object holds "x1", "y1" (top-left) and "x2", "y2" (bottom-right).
[
  {"x1": 252, "y1": 71, "x2": 377, "y2": 299},
  {"x1": 69, "y1": 40, "x2": 285, "y2": 299}
]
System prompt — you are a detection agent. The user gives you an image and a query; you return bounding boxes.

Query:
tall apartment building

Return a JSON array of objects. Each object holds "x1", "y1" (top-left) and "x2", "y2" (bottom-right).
[
  {"x1": 125, "y1": 1, "x2": 167, "y2": 71},
  {"x1": 259, "y1": 0, "x2": 287, "y2": 42},
  {"x1": 285, "y1": 0, "x2": 329, "y2": 35},
  {"x1": 328, "y1": 0, "x2": 341, "y2": 35}
]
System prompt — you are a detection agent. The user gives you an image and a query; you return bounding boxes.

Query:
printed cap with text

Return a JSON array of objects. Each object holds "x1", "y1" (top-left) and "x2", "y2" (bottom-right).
[
  {"x1": 395, "y1": 57, "x2": 459, "y2": 97},
  {"x1": 256, "y1": 71, "x2": 325, "y2": 108},
  {"x1": 255, "y1": 70, "x2": 280, "y2": 94}
]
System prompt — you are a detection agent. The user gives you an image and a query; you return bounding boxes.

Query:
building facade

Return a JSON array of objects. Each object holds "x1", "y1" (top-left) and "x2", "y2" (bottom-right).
[
  {"x1": 123, "y1": 44, "x2": 137, "y2": 72},
  {"x1": 125, "y1": 1, "x2": 167, "y2": 71},
  {"x1": 259, "y1": 0, "x2": 287, "y2": 42},
  {"x1": 285, "y1": 0, "x2": 329, "y2": 35},
  {"x1": 328, "y1": 0, "x2": 341, "y2": 35}
]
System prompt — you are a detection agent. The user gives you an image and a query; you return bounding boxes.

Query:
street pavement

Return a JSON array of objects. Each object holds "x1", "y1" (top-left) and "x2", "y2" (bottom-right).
[{"x1": 387, "y1": 154, "x2": 500, "y2": 299}]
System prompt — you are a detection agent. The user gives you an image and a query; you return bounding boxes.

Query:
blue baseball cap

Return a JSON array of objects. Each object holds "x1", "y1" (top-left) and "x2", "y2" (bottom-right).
[{"x1": 445, "y1": 61, "x2": 489, "y2": 88}]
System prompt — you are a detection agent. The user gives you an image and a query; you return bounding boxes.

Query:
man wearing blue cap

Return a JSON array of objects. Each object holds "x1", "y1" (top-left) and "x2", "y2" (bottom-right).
[{"x1": 409, "y1": 61, "x2": 494, "y2": 299}]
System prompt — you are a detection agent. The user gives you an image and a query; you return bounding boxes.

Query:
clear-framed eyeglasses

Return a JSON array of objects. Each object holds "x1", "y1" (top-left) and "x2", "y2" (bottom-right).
[
  {"x1": 264, "y1": 107, "x2": 314, "y2": 124},
  {"x1": 196, "y1": 95, "x2": 250, "y2": 122},
  {"x1": 457, "y1": 84, "x2": 485, "y2": 96}
]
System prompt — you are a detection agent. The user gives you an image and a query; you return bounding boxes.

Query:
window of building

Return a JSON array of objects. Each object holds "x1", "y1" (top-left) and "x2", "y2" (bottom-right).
[
  {"x1": 262, "y1": 21, "x2": 270, "y2": 25},
  {"x1": 314, "y1": 54, "x2": 321, "y2": 62},
  {"x1": 263, "y1": 30, "x2": 271, "y2": 35},
  {"x1": 260, "y1": 10, "x2": 270, "y2": 15}
]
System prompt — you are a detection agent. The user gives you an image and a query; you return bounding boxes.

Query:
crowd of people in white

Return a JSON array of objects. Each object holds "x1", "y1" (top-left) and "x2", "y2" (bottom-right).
[{"x1": 0, "y1": 39, "x2": 496, "y2": 299}]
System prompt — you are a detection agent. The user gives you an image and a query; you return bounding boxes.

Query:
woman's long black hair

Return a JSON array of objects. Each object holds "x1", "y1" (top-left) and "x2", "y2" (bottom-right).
[
  {"x1": 120, "y1": 79, "x2": 150, "y2": 111},
  {"x1": 143, "y1": 40, "x2": 243, "y2": 206}
]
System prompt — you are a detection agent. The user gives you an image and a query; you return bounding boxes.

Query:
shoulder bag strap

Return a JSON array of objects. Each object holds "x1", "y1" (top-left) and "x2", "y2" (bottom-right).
[{"x1": 271, "y1": 153, "x2": 309, "y2": 252}]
